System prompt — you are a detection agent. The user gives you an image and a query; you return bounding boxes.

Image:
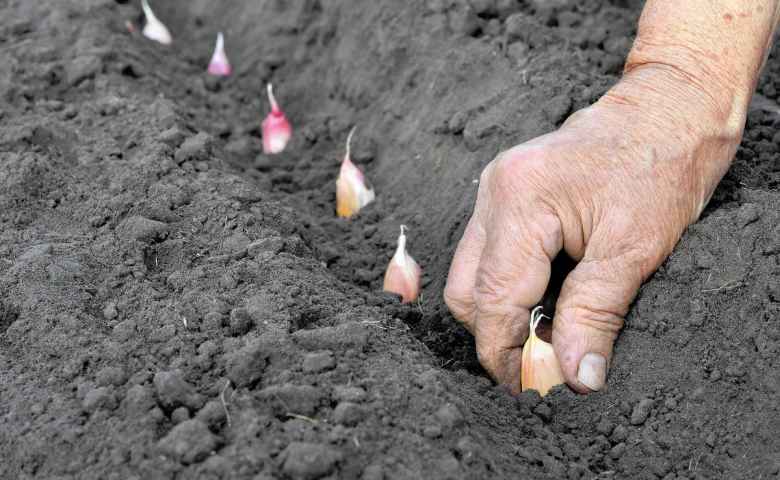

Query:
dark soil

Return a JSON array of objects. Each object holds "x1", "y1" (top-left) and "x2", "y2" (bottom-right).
[{"x1": 1, "y1": 0, "x2": 779, "y2": 478}]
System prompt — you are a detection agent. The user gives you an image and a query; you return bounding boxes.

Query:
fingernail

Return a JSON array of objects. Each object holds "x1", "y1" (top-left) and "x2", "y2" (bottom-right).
[{"x1": 577, "y1": 353, "x2": 607, "y2": 391}]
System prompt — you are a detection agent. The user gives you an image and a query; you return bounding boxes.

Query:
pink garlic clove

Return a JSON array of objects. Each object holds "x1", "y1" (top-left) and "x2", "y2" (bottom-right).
[
  {"x1": 207, "y1": 32, "x2": 232, "y2": 77},
  {"x1": 383, "y1": 225, "x2": 422, "y2": 303},
  {"x1": 261, "y1": 83, "x2": 292, "y2": 154}
]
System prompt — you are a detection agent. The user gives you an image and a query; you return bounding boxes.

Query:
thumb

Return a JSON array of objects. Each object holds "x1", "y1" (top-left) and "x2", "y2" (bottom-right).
[{"x1": 552, "y1": 249, "x2": 646, "y2": 393}]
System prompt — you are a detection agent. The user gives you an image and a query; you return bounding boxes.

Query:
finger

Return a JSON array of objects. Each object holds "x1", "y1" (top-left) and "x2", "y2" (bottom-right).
[
  {"x1": 473, "y1": 209, "x2": 562, "y2": 393},
  {"x1": 444, "y1": 169, "x2": 492, "y2": 332},
  {"x1": 551, "y1": 246, "x2": 646, "y2": 393},
  {"x1": 444, "y1": 215, "x2": 485, "y2": 333}
]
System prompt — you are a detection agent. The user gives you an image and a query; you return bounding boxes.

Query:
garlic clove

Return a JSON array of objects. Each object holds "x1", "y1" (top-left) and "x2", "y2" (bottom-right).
[
  {"x1": 261, "y1": 83, "x2": 292, "y2": 154},
  {"x1": 141, "y1": 0, "x2": 172, "y2": 45},
  {"x1": 383, "y1": 225, "x2": 422, "y2": 303},
  {"x1": 521, "y1": 306, "x2": 565, "y2": 396},
  {"x1": 207, "y1": 32, "x2": 232, "y2": 77},
  {"x1": 336, "y1": 127, "x2": 375, "y2": 218}
]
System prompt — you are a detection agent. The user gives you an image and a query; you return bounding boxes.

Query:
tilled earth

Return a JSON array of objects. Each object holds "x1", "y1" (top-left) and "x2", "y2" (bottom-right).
[{"x1": 1, "y1": 0, "x2": 779, "y2": 479}]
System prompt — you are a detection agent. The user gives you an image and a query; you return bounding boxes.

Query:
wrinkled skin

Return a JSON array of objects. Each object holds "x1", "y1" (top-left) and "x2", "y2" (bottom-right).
[{"x1": 444, "y1": 65, "x2": 741, "y2": 394}]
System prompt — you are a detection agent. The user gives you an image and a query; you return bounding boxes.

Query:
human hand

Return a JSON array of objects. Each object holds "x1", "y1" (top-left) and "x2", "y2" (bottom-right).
[{"x1": 444, "y1": 65, "x2": 742, "y2": 393}]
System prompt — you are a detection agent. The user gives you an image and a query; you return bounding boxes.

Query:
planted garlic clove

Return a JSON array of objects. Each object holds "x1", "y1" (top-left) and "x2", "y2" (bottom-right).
[
  {"x1": 207, "y1": 32, "x2": 232, "y2": 76},
  {"x1": 383, "y1": 225, "x2": 422, "y2": 303},
  {"x1": 336, "y1": 127, "x2": 375, "y2": 218},
  {"x1": 262, "y1": 83, "x2": 292, "y2": 154},
  {"x1": 141, "y1": 0, "x2": 172, "y2": 45},
  {"x1": 521, "y1": 306, "x2": 565, "y2": 396}
]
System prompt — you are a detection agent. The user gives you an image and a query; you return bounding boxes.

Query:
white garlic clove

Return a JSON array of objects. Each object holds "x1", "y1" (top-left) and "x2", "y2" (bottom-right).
[
  {"x1": 141, "y1": 0, "x2": 172, "y2": 45},
  {"x1": 336, "y1": 127, "x2": 374, "y2": 218},
  {"x1": 521, "y1": 306, "x2": 565, "y2": 396},
  {"x1": 383, "y1": 225, "x2": 422, "y2": 303}
]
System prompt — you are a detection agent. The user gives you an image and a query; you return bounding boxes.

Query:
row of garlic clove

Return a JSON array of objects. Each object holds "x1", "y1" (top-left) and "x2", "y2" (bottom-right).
[
  {"x1": 338, "y1": 130, "x2": 422, "y2": 304},
  {"x1": 139, "y1": 1, "x2": 420, "y2": 304},
  {"x1": 137, "y1": 2, "x2": 291, "y2": 155},
  {"x1": 139, "y1": 1, "x2": 232, "y2": 77}
]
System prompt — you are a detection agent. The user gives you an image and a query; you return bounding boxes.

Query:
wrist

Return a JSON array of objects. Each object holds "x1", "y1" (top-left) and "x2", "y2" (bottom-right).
[
  {"x1": 622, "y1": 42, "x2": 752, "y2": 139},
  {"x1": 593, "y1": 62, "x2": 743, "y2": 219},
  {"x1": 602, "y1": 61, "x2": 745, "y2": 149}
]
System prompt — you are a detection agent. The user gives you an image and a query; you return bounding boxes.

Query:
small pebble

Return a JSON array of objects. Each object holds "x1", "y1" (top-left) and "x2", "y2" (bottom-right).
[
  {"x1": 96, "y1": 366, "x2": 125, "y2": 387},
  {"x1": 630, "y1": 398, "x2": 654, "y2": 425},
  {"x1": 736, "y1": 203, "x2": 760, "y2": 228},
  {"x1": 280, "y1": 442, "x2": 342, "y2": 479},
  {"x1": 611, "y1": 424, "x2": 628, "y2": 443},
  {"x1": 302, "y1": 351, "x2": 336, "y2": 373},
  {"x1": 171, "y1": 406, "x2": 190, "y2": 424},
  {"x1": 533, "y1": 403, "x2": 552, "y2": 422},
  {"x1": 157, "y1": 419, "x2": 218, "y2": 465},
  {"x1": 196, "y1": 401, "x2": 227, "y2": 429},
  {"x1": 228, "y1": 308, "x2": 253, "y2": 336},
  {"x1": 596, "y1": 417, "x2": 614, "y2": 436},
  {"x1": 153, "y1": 370, "x2": 205, "y2": 410},
  {"x1": 83, "y1": 387, "x2": 116, "y2": 412},
  {"x1": 332, "y1": 386, "x2": 367, "y2": 403},
  {"x1": 609, "y1": 442, "x2": 626, "y2": 459},
  {"x1": 103, "y1": 302, "x2": 118, "y2": 320},
  {"x1": 455, "y1": 436, "x2": 481, "y2": 464},
  {"x1": 332, "y1": 402, "x2": 365, "y2": 426},
  {"x1": 435, "y1": 403, "x2": 464, "y2": 429},
  {"x1": 423, "y1": 424, "x2": 443, "y2": 438},
  {"x1": 224, "y1": 339, "x2": 269, "y2": 387},
  {"x1": 123, "y1": 385, "x2": 155, "y2": 416}
]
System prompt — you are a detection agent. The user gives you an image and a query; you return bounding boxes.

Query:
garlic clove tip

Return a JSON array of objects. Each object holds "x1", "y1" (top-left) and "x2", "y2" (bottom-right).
[{"x1": 141, "y1": 0, "x2": 172, "y2": 45}]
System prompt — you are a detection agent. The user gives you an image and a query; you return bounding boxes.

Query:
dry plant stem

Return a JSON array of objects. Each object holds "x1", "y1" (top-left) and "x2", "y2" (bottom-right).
[
  {"x1": 267, "y1": 83, "x2": 279, "y2": 112},
  {"x1": 286, "y1": 413, "x2": 318, "y2": 424},
  {"x1": 220, "y1": 380, "x2": 232, "y2": 428},
  {"x1": 345, "y1": 126, "x2": 355, "y2": 159}
]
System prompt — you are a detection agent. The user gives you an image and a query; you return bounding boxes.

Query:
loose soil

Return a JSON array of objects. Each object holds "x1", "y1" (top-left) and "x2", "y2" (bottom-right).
[{"x1": 1, "y1": 0, "x2": 779, "y2": 479}]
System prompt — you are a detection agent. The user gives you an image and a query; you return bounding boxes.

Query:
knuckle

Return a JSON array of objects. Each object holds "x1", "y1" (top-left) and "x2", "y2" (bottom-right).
[
  {"x1": 475, "y1": 344, "x2": 500, "y2": 376},
  {"x1": 522, "y1": 213, "x2": 563, "y2": 259},
  {"x1": 633, "y1": 234, "x2": 675, "y2": 271},
  {"x1": 559, "y1": 305, "x2": 624, "y2": 338},
  {"x1": 443, "y1": 286, "x2": 474, "y2": 324},
  {"x1": 478, "y1": 162, "x2": 494, "y2": 186},
  {"x1": 498, "y1": 146, "x2": 548, "y2": 173},
  {"x1": 488, "y1": 149, "x2": 553, "y2": 199},
  {"x1": 473, "y1": 271, "x2": 512, "y2": 310},
  {"x1": 491, "y1": 154, "x2": 522, "y2": 187}
]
